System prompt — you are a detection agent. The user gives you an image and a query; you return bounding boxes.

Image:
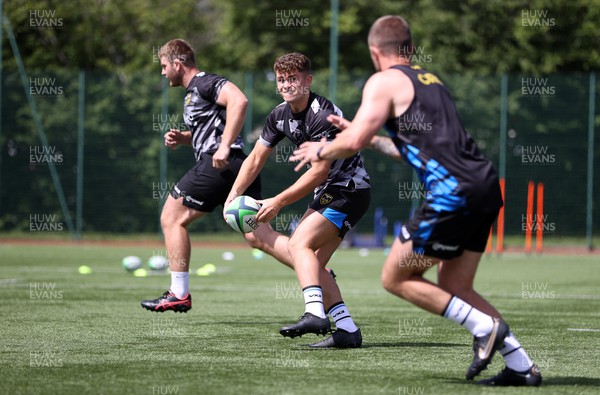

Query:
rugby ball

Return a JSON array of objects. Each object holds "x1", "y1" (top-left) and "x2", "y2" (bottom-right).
[
  {"x1": 147, "y1": 255, "x2": 169, "y2": 271},
  {"x1": 122, "y1": 256, "x2": 142, "y2": 272},
  {"x1": 225, "y1": 195, "x2": 261, "y2": 233}
]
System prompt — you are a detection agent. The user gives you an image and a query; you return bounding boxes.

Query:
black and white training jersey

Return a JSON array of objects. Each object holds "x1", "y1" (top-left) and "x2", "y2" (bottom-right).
[
  {"x1": 183, "y1": 72, "x2": 244, "y2": 161},
  {"x1": 259, "y1": 92, "x2": 370, "y2": 193}
]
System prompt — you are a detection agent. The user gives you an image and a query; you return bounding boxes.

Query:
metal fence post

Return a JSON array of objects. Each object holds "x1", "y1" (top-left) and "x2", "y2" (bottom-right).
[
  {"x1": 586, "y1": 72, "x2": 596, "y2": 250},
  {"x1": 76, "y1": 70, "x2": 85, "y2": 240}
]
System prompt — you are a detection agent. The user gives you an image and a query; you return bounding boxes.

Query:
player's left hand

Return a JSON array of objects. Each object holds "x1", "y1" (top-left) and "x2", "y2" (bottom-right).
[
  {"x1": 212, "y1": 145, "x2": 230, "y2": 169},
  {"x1": 222, "y1": 194, "x2": 237, "y2": 221},
  {"x1": 255, "y1": 197, "x2": 282, "y2": 223},
  {"x1": 290, "y1": 138, "x2": 327, "y2": 172}
]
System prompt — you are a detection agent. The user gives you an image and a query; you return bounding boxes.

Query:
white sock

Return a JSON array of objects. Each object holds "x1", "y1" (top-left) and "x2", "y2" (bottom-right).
[
  {"x1": 443, "y1": 296, "x2": 494, "y2": 337},
  {"x1": 170, "y1": 271, "x2": 189, "y2": 299},
  {"x1": 499, "y1": 332, "x2": 533, "y2": 372},
  {"x1": 328, "y1": 302, "x2": 358, "y2": 333},
  {"x1": 303, "y1": 285, "x2": 325, "y2": 318}
]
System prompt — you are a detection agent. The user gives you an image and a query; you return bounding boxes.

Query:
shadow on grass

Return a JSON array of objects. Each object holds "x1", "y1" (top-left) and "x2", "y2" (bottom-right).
[
  {"x1": 443, "y1": 375, "x2": 600, "y2": 388},
  {"x1": 360, "y1": 342, "x2": 463, "y2": 348},
  {"x1": 541, "y1": 376, "x2": 600, "y2": 386},
  {"x1": 192, "y1": 321, "x2": 287, "y2": 325},
  {"x1": 293, "y1": 341, "x2": 463, "y2": 350}
]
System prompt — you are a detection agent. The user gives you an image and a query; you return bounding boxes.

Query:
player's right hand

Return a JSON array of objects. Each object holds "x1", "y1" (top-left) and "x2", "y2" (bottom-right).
[
  {"x1": 326, "y1": 114, "x2": 350, "y2": 130},
  {"x1": 164, "y1": 129, "x2": 183, "y2": 149}
]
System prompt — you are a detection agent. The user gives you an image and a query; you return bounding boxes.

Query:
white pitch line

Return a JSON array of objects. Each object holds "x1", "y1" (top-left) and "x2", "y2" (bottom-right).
[
  {"x1": 557, "y1": 294, "x2": 600, "y2": 300},
  {"x1": 566, "y1": 328, "x2": 600, "y2": 332}
]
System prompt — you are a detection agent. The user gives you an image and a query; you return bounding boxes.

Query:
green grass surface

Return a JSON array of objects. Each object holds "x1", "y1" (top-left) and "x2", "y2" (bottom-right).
[
  {"x1": 2, "y1": 231, "x2": 600, "y2": 249},
  {"x1": 1, "y1": 244, "x2": 599, "y2": 394}
]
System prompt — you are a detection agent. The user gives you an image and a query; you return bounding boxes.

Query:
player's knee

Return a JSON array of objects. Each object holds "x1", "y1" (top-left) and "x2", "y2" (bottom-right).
[
  {"x1": 244, "y1": 233, "x2": 262, "y2": 250},
  {"x1": 160, "y1": 210, "x2": 174, "y2": 230},
  {"x1": 380, "y1": 267, "x2": 413, "y2": 299},
  {"x1": 160, "y1": 206, "x2": 188, "y2": 231},
  {"x1": 381, "y1": 271, "x2": 398, "y2": 295},
  {"x1": 286, "y1": 236, "x2": 301, "y2": 257}
]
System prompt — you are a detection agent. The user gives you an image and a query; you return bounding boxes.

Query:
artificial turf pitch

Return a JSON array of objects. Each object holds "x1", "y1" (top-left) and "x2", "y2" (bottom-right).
[{"x1": 1, "y1": 243, "x2": 599, "y2": 395}]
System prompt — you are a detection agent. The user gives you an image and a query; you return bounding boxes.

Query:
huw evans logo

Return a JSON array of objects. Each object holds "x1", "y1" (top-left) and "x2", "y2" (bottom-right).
[
  {"x1": 152, "y1": 182, "x2": 177, "y2": 201},
  {"x1": 29, "y1": 350, "x2": 63, "y2": 368},
  {"x1": 521, "y1": 77, "x2": 556, "y2": 97},
  {"x1": 275, "y1": 9, "x2": 309, "y2": 28},
  {"x1": 275, "y1": 145, "x2": 297, "y2": 165},
  {"x1": 521, "y1": 281, "x2": 556, "y2": 299},
  {"x1": 274, "y1": 213, "x2": 302, "y2": 234},
  {"x1": 521, "y1": 9, "x2": 555, "y2": 29},
  {"x1": 30, "y1": 77, "x2": 63, "y2": 97},
  {"x1": 29, "y1": 214, "x2": 64, "y2": 233},
  {"x1": 520, "y1": 145, "x2": 556, "y2": 165},
  {"x1": 399, "y1": 45, "x2": 432, "y2": 64},
  {"x1": 30, "y1": 146, "x2": 63, "y2": 165},
  {"x1": 152, "y1": 114, "x2": 187, "y2": 134},
  {"x1": 29, "y1": 9, "x2": 63, "y2": 29},
  {"x1": 398, "y1": 182, "x2": 431, "y2": 201},
  {"x1": 521, "y1": 214, "x2": 556, "y2": 234},
  {"x1": 398, "y1": 318, "x2": 432, "y2": 337},
  {"x1": 29, "y1": 282, "x2": 63, "y2": 300},
  {"x1": 397, "y1": 113, "x2": 433, "y2": 134}
]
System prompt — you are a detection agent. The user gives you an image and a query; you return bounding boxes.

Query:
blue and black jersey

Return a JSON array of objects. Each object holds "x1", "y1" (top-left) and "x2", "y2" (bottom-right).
[{"x1": 385, "y1": 65, "x2": 502, "y2": 213}]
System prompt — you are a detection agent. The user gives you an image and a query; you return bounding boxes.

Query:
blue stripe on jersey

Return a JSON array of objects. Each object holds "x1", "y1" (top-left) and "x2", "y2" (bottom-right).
[
  {"x1": 321, "y1": 208, "x2": 347, "y2": 229},
  {"x1": 424, "y1": 158, "x2": 466, "y2": 211},
  {"x1": 396, "y1": 144, "x2": 467, "y2": 212},
  {"x1": 417, "y1": 218, "x2": 434, "y2": 243},
  {"x1": 404, "y1": 144, "x2": 423, "y2": 169}
]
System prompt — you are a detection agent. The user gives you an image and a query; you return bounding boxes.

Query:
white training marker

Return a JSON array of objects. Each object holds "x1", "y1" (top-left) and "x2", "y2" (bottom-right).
[{"x1": 222, "y1": 251, "x2": 235, "y2": 261}]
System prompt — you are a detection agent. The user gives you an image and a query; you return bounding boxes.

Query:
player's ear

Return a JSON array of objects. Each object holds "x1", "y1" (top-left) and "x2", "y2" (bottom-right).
[
  {"x1": 369, "y1": 45, "x2": 382, "y2": 70},
  {"x1": 305, "y1": 73, "x2": 313, "y2": 85},
  {"x1": 172, "y1": 58, "x2": 181, "y2": 71}
]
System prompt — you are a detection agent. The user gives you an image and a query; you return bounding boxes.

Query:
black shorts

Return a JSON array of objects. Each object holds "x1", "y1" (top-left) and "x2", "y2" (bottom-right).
[
  {"x1": 170, "y1": 150, "x2": 261, "y2": 212},
  {"x1": 309, "y1": 184, "x2": 371, "y2": 238},
  {"x1": 398, "y1": 203, "x2": 499, "y2": 260}
]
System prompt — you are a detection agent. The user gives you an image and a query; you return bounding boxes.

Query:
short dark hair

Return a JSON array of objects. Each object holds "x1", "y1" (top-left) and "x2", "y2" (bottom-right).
[
  {"x1": 273, "y1": 52, "x2": 311, "y2": 75},
  {"x1": 368, "y1": 15, "x2": 413, "y2": 57},
  {"x1": 158, "y1": 39, "x2": 197, "y2": 67}
]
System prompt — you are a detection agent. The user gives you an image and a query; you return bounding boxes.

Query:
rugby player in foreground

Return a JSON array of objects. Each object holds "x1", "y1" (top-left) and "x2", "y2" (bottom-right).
[{"x1": 292, "y1": 16, "x2": 541, "y2": 385}]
